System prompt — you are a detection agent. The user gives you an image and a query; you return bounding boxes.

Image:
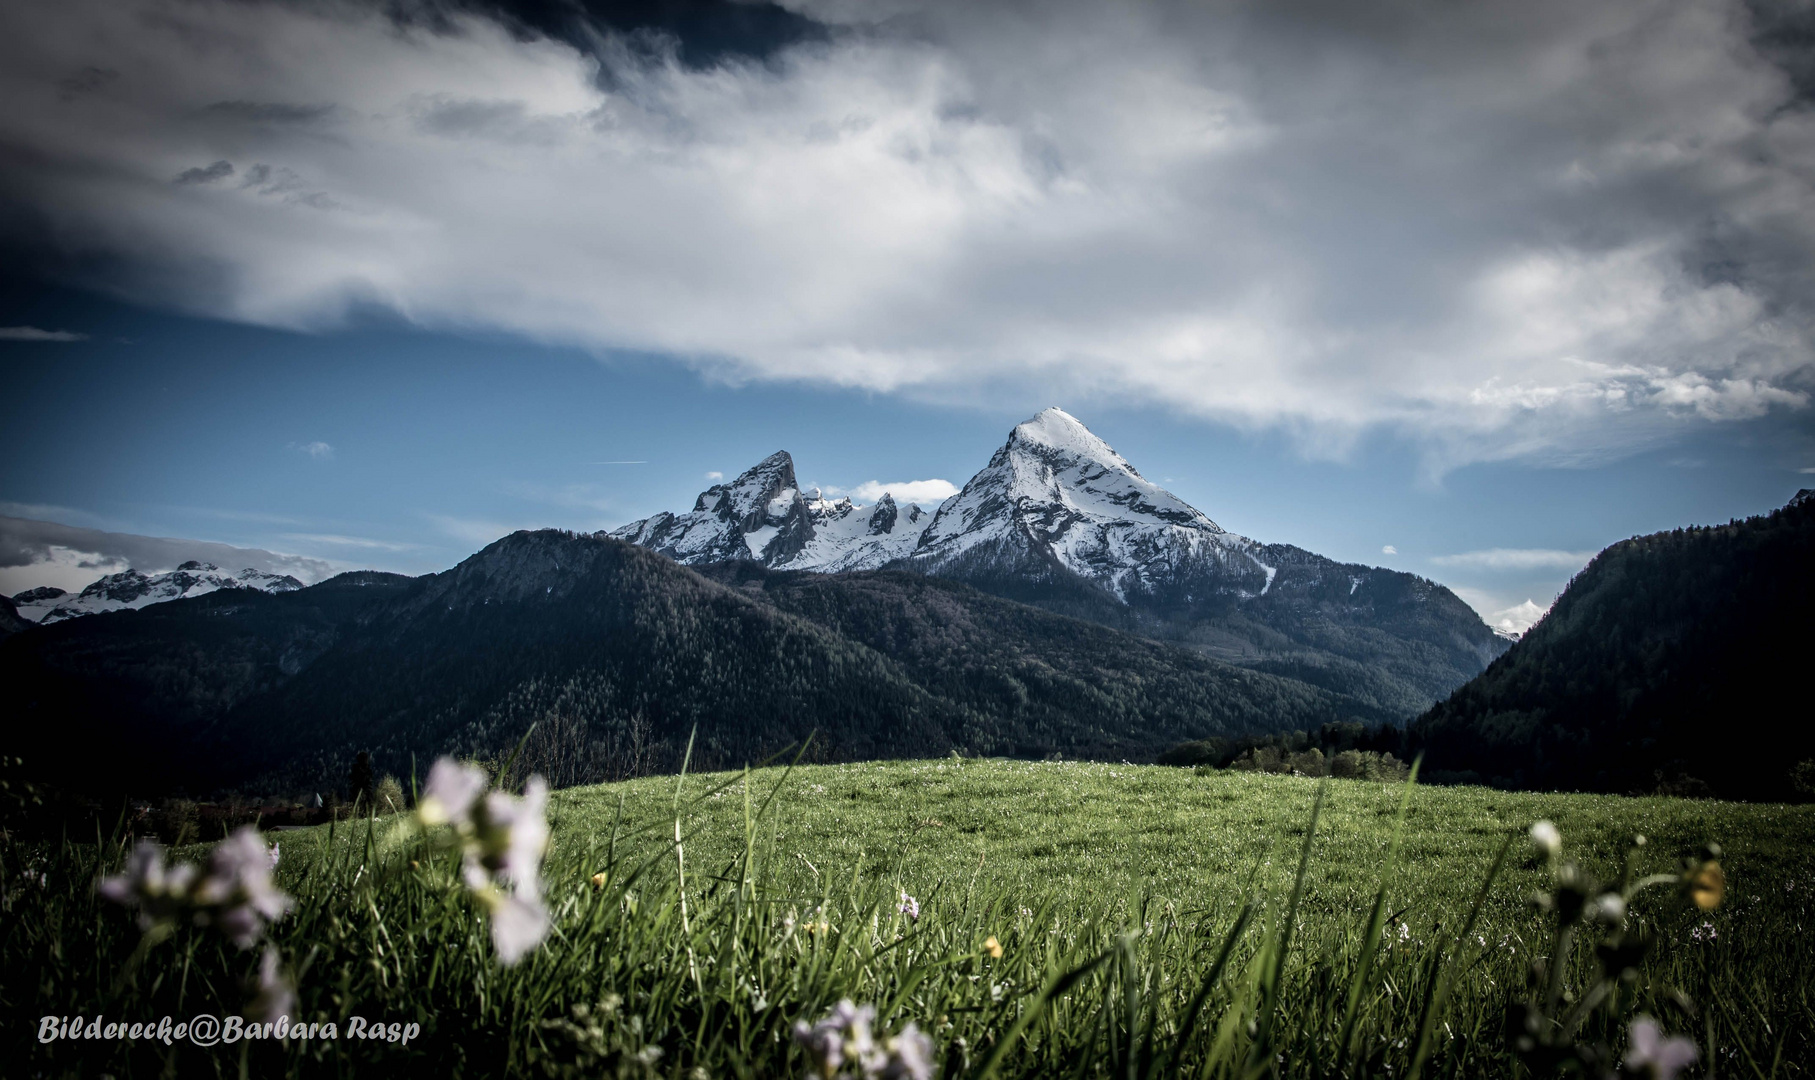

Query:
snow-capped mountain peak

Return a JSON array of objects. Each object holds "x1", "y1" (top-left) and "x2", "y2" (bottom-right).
[
  {"x1": 609, "y1": 452, "x2": 934, "y2": 573},
  {"x1": 28, "y1": 561, "x2": 304, "y2": 624},
  {"x1": 610, "y1": 407, "x2": 1258, "y2": 597},
  {"x1": 911, "y1": 408, "x2": 1249, "y2": 598}
]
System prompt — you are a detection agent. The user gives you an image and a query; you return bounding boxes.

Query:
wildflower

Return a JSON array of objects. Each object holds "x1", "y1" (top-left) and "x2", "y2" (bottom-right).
[
  {"x1": 465, "y1": 778, "x2": 552, "y2": 965},
  {"x1": 882, "y1": 1023, "x2": 933, "y2": 1080},
  {"x1": 1688, "y1": 860, "x2": 1724, "y2": 910},
  {"x1": 1588, "y1": 892, "x2": 1626, "y2": 927},
  {"x1": 984, "y1": 936, "x2": 1003, "y2": 959},
  {"x1": 1529, "y1": 820, "x2": 1561, "y2": 859},
  {"x1": 417, "y1": 758, "x2": 489, "y2": 828},
  {"x1": 795, "y1": 1000, "x2": 880, "y2": 1079},
  {"x1": 246, "y1": 945, "x2": 296, "y2": 1024},
  {"x1": 99, "y1": 828, "x2": 291, "y2": 948},
  {"x1": 268, "y1": 843, "x2": 281, "y2": 870},
  {"x1": 417, "y1": 757, "x2": 553, "y2": 965},
  {"x1": 196, "y1": 828, "x2": 295, "y2": 948},
  {"x1": 793, "y1": 1001, "x2": 931, "y2": 1080},
  {"x1": 898, "y1": 892, "x2": 919, "y2": 922},
  {"x1": 591, "y1": 872, "x2": 607, "y2": 889},
  {"x1": 98, "y1": 840, "x2": 198, "y2": 932},
  {"x1": 1623, "y1": 1017, "x2": 1698, "y2": 1080}
]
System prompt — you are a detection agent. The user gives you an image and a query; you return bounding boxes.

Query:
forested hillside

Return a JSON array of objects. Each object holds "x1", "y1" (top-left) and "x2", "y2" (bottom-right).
[
  {"x1": 2, "y1": 532, "x2": 1385, "y2": 797},
  {"x1": 1412, "y1": 490, "x2": 1815, "y2": 800}
]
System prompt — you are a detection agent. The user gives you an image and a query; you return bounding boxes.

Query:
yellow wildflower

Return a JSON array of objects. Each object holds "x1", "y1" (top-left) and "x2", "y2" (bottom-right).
[
  {"x1": 1689, "y1": 861, "x2": 1724, "y2": 910},
  {"x1": 984, "y1": 936, "x2": 1004, "y2": 959}
]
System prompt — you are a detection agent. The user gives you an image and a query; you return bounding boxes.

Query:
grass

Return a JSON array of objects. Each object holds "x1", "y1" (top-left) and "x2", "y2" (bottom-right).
[{"x1": 4, "y1": 757, "x2": 1813, "y2": 1078}]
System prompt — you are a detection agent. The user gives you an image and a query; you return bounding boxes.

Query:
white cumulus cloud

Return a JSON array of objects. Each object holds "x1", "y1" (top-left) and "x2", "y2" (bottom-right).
[
  {"x1": 829, "y1": 479, "x2": 961, "y2": 506},
  {"x1": 290, "y1": 440, "x2": 333, "y2": 459},
  {"x1": 1381, "y1": 545, "x2": 1397, "y2": 555},
  {"x1": 1490, "y1": 599, "x2": 1551, "y2": 636}
]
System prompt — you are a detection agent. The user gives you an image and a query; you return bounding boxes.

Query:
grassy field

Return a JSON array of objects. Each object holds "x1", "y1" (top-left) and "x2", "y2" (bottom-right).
[{"x1": 6, "y1": 758, "x2": 1813, "y2": 1077}]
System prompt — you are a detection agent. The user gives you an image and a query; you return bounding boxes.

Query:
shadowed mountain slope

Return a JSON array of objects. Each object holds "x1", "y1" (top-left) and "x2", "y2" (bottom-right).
[
  {"x1": 3, "y1": 531, "x2": 1386, "y2": 796},
  {"x1": 1411, "y1": 490, "x2": 1815, "y2": 800}
]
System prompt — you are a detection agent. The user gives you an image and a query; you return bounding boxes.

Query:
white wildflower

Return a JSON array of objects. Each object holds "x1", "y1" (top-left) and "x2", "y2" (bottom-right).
[
  {"x1": 417, "y1": 758, "x2": 488, "y2": 828},
  {"x1": 793, "y1": 1001, "x2": 933, "y2": 1080},
  {"x1": 1529, "y1": 820, "x2": 1561, "y2": 859},
  {"x1": 418, "y1": 757, "x2": 552, "y2": 965},
  {"x1": 98, "y1": 829, "x2": 290, "y2": 948},
  {"x1": 1624, "y1": 1017, "x2": 1698, "y2": 1080},
  {"x1": 246, "y1": 945, "x2": 297, "y2": 1024}
]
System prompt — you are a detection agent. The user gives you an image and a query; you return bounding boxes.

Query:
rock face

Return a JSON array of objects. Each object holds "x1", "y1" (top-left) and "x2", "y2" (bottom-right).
[
  {"x1": 906, "y1": 407, "x2": 1269, "y2": 601},
  {"x1": 30, "y1": 561, "x2": 304, "y2": 624},
  {"x1": 609, "y1": 451, "x2": 933, "y2": 572},
  {"x1": 612, "y1": 407, "x2": 1509, "y2": 717}
]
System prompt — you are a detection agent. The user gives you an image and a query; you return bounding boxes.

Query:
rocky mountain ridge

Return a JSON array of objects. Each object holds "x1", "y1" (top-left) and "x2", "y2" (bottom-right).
[
  {"x1": 612, "y1": 408, "x2": 1508, "y2": 716},
  {"x1": 15, "y1": 561, "x2": 304, "y2": 624}
]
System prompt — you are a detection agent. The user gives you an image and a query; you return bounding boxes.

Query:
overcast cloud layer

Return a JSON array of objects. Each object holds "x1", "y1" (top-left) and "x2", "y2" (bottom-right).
[{"x1": 3, "y1": 0, "x2": 1813, "y2": 470}]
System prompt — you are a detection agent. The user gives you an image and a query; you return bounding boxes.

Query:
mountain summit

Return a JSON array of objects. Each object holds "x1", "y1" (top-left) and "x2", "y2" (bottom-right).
[
  {"x1": 613, "y1": 409, "x2": 1508, "y2": 717},
  {"x1": 609, "y1": 450, "x2": 932, "y2": 572},
  {"x1": 910, "y1": 407, "x2": 1264, "y2": 601}
]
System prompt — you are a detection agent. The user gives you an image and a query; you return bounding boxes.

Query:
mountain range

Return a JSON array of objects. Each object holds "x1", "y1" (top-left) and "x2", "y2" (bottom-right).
[
  {"x1": 8, "y1": 562, "x2": 302, "y2": 625},
  {"x1": 1, "y1": 532, "x2": 1391, "y2": 797},
  {"x1": 614, "y1": 408, "x2": 1508, "y2": 718}
]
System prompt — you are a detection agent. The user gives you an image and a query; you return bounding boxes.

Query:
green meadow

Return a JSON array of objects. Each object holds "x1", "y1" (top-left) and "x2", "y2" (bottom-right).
[{"x1": 6, "y1": 759, "x2": 1812, "y2": 1077}]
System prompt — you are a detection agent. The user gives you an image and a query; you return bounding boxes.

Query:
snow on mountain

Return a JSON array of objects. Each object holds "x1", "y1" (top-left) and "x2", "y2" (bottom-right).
[
  {"x1": 909, "y1": 407, "x2": 1268, "y2": 599},
  {"x1": 10, "y1": 585, "x2": 69, "y2": 623},
  {"x1": 608, "y1": 452, "x2": 934, "y2": 572},
  {"x1": 30, "y1": 561, "x2": 304, "y2": 624},
  {"x1": 610, "y1": 407, "x2": 1283, "y2": 600}
]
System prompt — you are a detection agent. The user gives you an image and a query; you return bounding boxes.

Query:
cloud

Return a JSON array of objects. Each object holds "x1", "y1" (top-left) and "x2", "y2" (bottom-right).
[
  {"x1": 289, "y1": 440, "x2": 333, "y2": 459},
  {"x1": 279, "y1": 532, "x2": 418, "y2": 552},
  {"x1": 1431, "y1": 548, "x2": 1600, "y2": 572},
  {"x1": 1490, "y1": 599, "x2": 1550, "y2": 636},
  {"x1": 0, "y1": 326, "x2": 87, "y2": 341},
  {"x1": 0, "y1": 514, "x2": 340, "y2": 595},
  {"x1": 827, "y1": 479, "x2": 961, "y2": 506},
  {"x1": 174, "y1": 159, "x2": 234, "y2": 185},
  {"x1": 1381, "y1": 545, "x2": 1397, "y2": 555},
  {"x1": 705, "y1": 471, "x2": 724, "y2": 481},
  {"x1": 2, "y1": 0, "x2": 1813, "y2": 471}
]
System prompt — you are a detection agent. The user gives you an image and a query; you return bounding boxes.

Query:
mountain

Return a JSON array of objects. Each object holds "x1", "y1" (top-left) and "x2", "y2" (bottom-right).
[
  {"x1": 0, "y1": 594, "x2": 29, "y2": 638},
  {"x1": 609, "y1": 451, "x2": 933, "y2": 571},
  {"x1": 9, "y1": 586, "x2": 67, "y2": 623},
  {"x1": 613, "y1": 408, "x2": 1508, "y2": 717},
  {"x1": 2, "y1": 532, "x2": 1383, "y2": 797},
  {"x1": 1410, "y1": 490, "x2": 1815, "y2": 800},
  {"x1": 23, "y1": 562, "x2": 304, "y2": 624}
]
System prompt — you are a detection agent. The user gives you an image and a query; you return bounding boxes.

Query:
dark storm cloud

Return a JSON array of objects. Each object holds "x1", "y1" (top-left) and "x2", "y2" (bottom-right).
[
  {"x1": 0, "y1": 0, "x2": 1811, "y2": 473},
  {"x1": 388, "y1": 0, "x2": 829, "y2": 69},
  {"x1": 174, "y1": 159, "x2": 235, "y2": 184}
]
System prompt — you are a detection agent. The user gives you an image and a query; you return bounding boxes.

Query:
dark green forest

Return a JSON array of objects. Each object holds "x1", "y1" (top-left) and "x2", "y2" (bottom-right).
[
  {"x1": 0, "y1": 532, "x2": 1386, "y2": 798},
  {"x1": 912, "y1": 538, "x2": 1509, "y2": 719},
  {"x1": 1410, "y1": 490, "x2": 1815, "y2": 800}
]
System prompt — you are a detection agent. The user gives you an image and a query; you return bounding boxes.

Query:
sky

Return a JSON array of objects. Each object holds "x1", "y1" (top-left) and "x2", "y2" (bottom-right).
[{"x1": 2, "y1": 0, "x2": 1813, "y2": 633}]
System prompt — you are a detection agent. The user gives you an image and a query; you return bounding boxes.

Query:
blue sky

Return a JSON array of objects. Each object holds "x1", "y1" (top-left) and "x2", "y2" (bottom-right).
[
  {"x1": 2, "y1": 280, "x2": 1807, "y2": 630},
  {"x1": 2, "y1": 0, "x2": 1813, "y2": 633}
]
